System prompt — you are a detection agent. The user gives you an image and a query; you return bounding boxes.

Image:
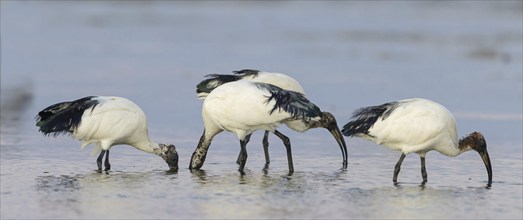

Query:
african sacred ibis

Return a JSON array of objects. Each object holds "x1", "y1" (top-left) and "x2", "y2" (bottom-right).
[
  {"x1": 196, "y1": 69, "x2": 348, "y2": 168},
  {"x1": 189, "y1": 80, "x2": 347, "y2": 174},
  {"x1": 35, "y1": 96, "x2": 179, "y2": 171},
  {"x1": 342, "y1": 98, "x2": 493, "y2": 186}
]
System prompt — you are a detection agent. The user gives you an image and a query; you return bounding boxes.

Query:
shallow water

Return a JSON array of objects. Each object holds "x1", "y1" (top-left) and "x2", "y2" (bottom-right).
[{"x1": 1, "y1": 1, "x2": 522, "y2": 219}]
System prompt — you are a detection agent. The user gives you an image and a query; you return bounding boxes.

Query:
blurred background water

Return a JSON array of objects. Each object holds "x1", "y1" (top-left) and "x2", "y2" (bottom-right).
[{"x1": 1, "y1": 1, "x2": 522, "y2": 219}]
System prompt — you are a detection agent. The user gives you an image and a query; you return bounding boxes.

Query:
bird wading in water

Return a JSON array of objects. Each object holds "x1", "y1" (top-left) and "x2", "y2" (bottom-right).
[
  {"x1": 342, "y1": 98, "x2": 492, "y2": 186},
  {"x1": 35, "y1": 96, "x2": 178, "y2": 172},
  {"x1": 190, "y1": 80, "x2": 348, "y2": 174},
  {"x1": 195, "y1": 69, "x2": 348, "y2": 168}
]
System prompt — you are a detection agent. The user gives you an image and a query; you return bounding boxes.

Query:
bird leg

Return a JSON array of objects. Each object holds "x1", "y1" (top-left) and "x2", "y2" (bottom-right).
[
  {"x1": 262, "y1": 130, "x2": 270, "y2": 165},
  {"x1": 238, "y1": 134, "x2": 252, "y2": 172},
  {"x1": 236, "y1": 134, "x2": 252, "y2": 165},
  {"x1": 393, "y1": 153, "x2": 406, "y2": 184},
  {"x1": 273, "y1": 130, "x2": 294, "y2": 175},
  {"x1": 420, "y1": 156, "x2": 427, "y2": 185},
  {"x1": 190, "y1": 130, "x2": 214, "y2": 170},
  {"x1": 235, "y1": 153, "x2": 241, "y2": 165},
  {"x1": 104, "y1": 150, "x2": 111, "y2": 171},
  {"x1": 96, "y1": 150, "x2": 111, "y2": 171},
  {"x1": 97, "y1": 150, "x2": 105, "y2": 171}
]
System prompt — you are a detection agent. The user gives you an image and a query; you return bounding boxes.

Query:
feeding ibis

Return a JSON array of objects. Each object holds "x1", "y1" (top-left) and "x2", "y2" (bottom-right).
[
  {"x1": 35, "y1": 96, "x2": 179, "y2": 171},
  {"x1": 196, "y1": 69, "x2": 348, "y2": 168},
  {"x1": 342, "y1": 98, "x2": 493, "y2": 186},
  {"x1": 189, "y1": 80, "x2": 347, "y2": 174}
]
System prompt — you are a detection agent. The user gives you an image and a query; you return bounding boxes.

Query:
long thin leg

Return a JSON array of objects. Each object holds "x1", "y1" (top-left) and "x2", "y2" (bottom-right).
[
  {"x1": 104, "y1": 150, "x2": 111, "y2": 171},
  {"x1": 238, "y1": 134, "x2": 252, "y2": 172},
  {"x1": 420, "y1": 156, "x2": 427, "y2": 185},
  {"x1": 236, "y1": 152, "x2": 242, "y2": 165},
  {"x1": 263, "y1": 131, "x2": 270, "y2": 165},
  {"x1": 273, "y1": 130, "x2": 294, "y2": 175},
  {"x1": 190, "y1": 129, "x2": 219, "y2": 170},
  {"x1": 236, "y1": 133, "x2": 253, "y2": 165},
  {"x1": 393, "y1": 153, "x2": 406, "y2": 184},
  {"x1": 237, "y1": 134, "x2": 251, "y2": 164},
  {"x1": 97, "y1": 150, "x2": 105, "y2": 171}
]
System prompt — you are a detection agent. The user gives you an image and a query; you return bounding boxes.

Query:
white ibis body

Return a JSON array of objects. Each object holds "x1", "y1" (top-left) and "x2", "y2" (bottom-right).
[
  {"x1": 189, "y1": 80, "x2": 347, "y2": 174},
  {"x1": 35, "y1": 96, "x2": 178, "y2": 171},
  {"x1": 195, "y1": 69, "x2": 347, "y2": 167},
  {"x1": 342, "y1": 98, "x2": 492, "y2": 186}
]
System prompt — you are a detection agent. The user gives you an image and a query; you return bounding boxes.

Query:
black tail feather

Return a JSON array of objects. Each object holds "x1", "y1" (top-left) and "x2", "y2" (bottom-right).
[
  {"x1": 342, "y1": 101, "x2": 399, "y2": 137},
  {"x1": 35, "y1": 96, "x2": 99, "y2": 136}
]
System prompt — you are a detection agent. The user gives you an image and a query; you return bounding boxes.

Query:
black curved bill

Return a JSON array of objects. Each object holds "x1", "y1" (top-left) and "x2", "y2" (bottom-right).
[
  {"x1": 328, "y1": 126, "x2": 348, "y2": 169},
  {"x1": 479, "y1": 150, "x2": 493, "y2": 186}
]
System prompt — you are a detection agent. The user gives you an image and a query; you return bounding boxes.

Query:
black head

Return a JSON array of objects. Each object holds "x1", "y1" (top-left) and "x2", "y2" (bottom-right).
[
  {"x1": 315, "y1": 112, "x2": 334, "y2": 129},
  {"x1": 467, "y1": 132, "x2": 487, "y2": 152},
  {"x1": 316, "y1": 112, "x2": 348, "y2": 168},
  {"x1": 159, "y1": 144, "x2": 179, "y2": 172},
  {"x1": 461, "y1": 132, "x2": 492, "y2": 186}
]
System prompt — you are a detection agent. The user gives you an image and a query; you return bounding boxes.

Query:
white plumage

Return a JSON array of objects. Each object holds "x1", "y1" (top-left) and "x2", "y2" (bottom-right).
[
  {"x1": 36, "y1": 96, "x2": 178, "y2": 171},
  {"x1": 342, "y1": 98, "x2": 492, "y2": 186},
  {"x1": 190, "y1": 80, "x2": 347, "y2": 174}
]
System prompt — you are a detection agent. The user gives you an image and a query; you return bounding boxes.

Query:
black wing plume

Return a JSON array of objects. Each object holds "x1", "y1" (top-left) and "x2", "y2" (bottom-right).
[
  {"x1": 255, "y1": 82, "x2": 320, "y2": 120},
  {"x1": 342, "y1": 101, "x2": 399, "y2": 137},
  {"x1": 196, "y1": 74, "x2": 242, "y2": 94},
  {"x1": 35, "y1": 96, "x2": 100, "y2": 136}
]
